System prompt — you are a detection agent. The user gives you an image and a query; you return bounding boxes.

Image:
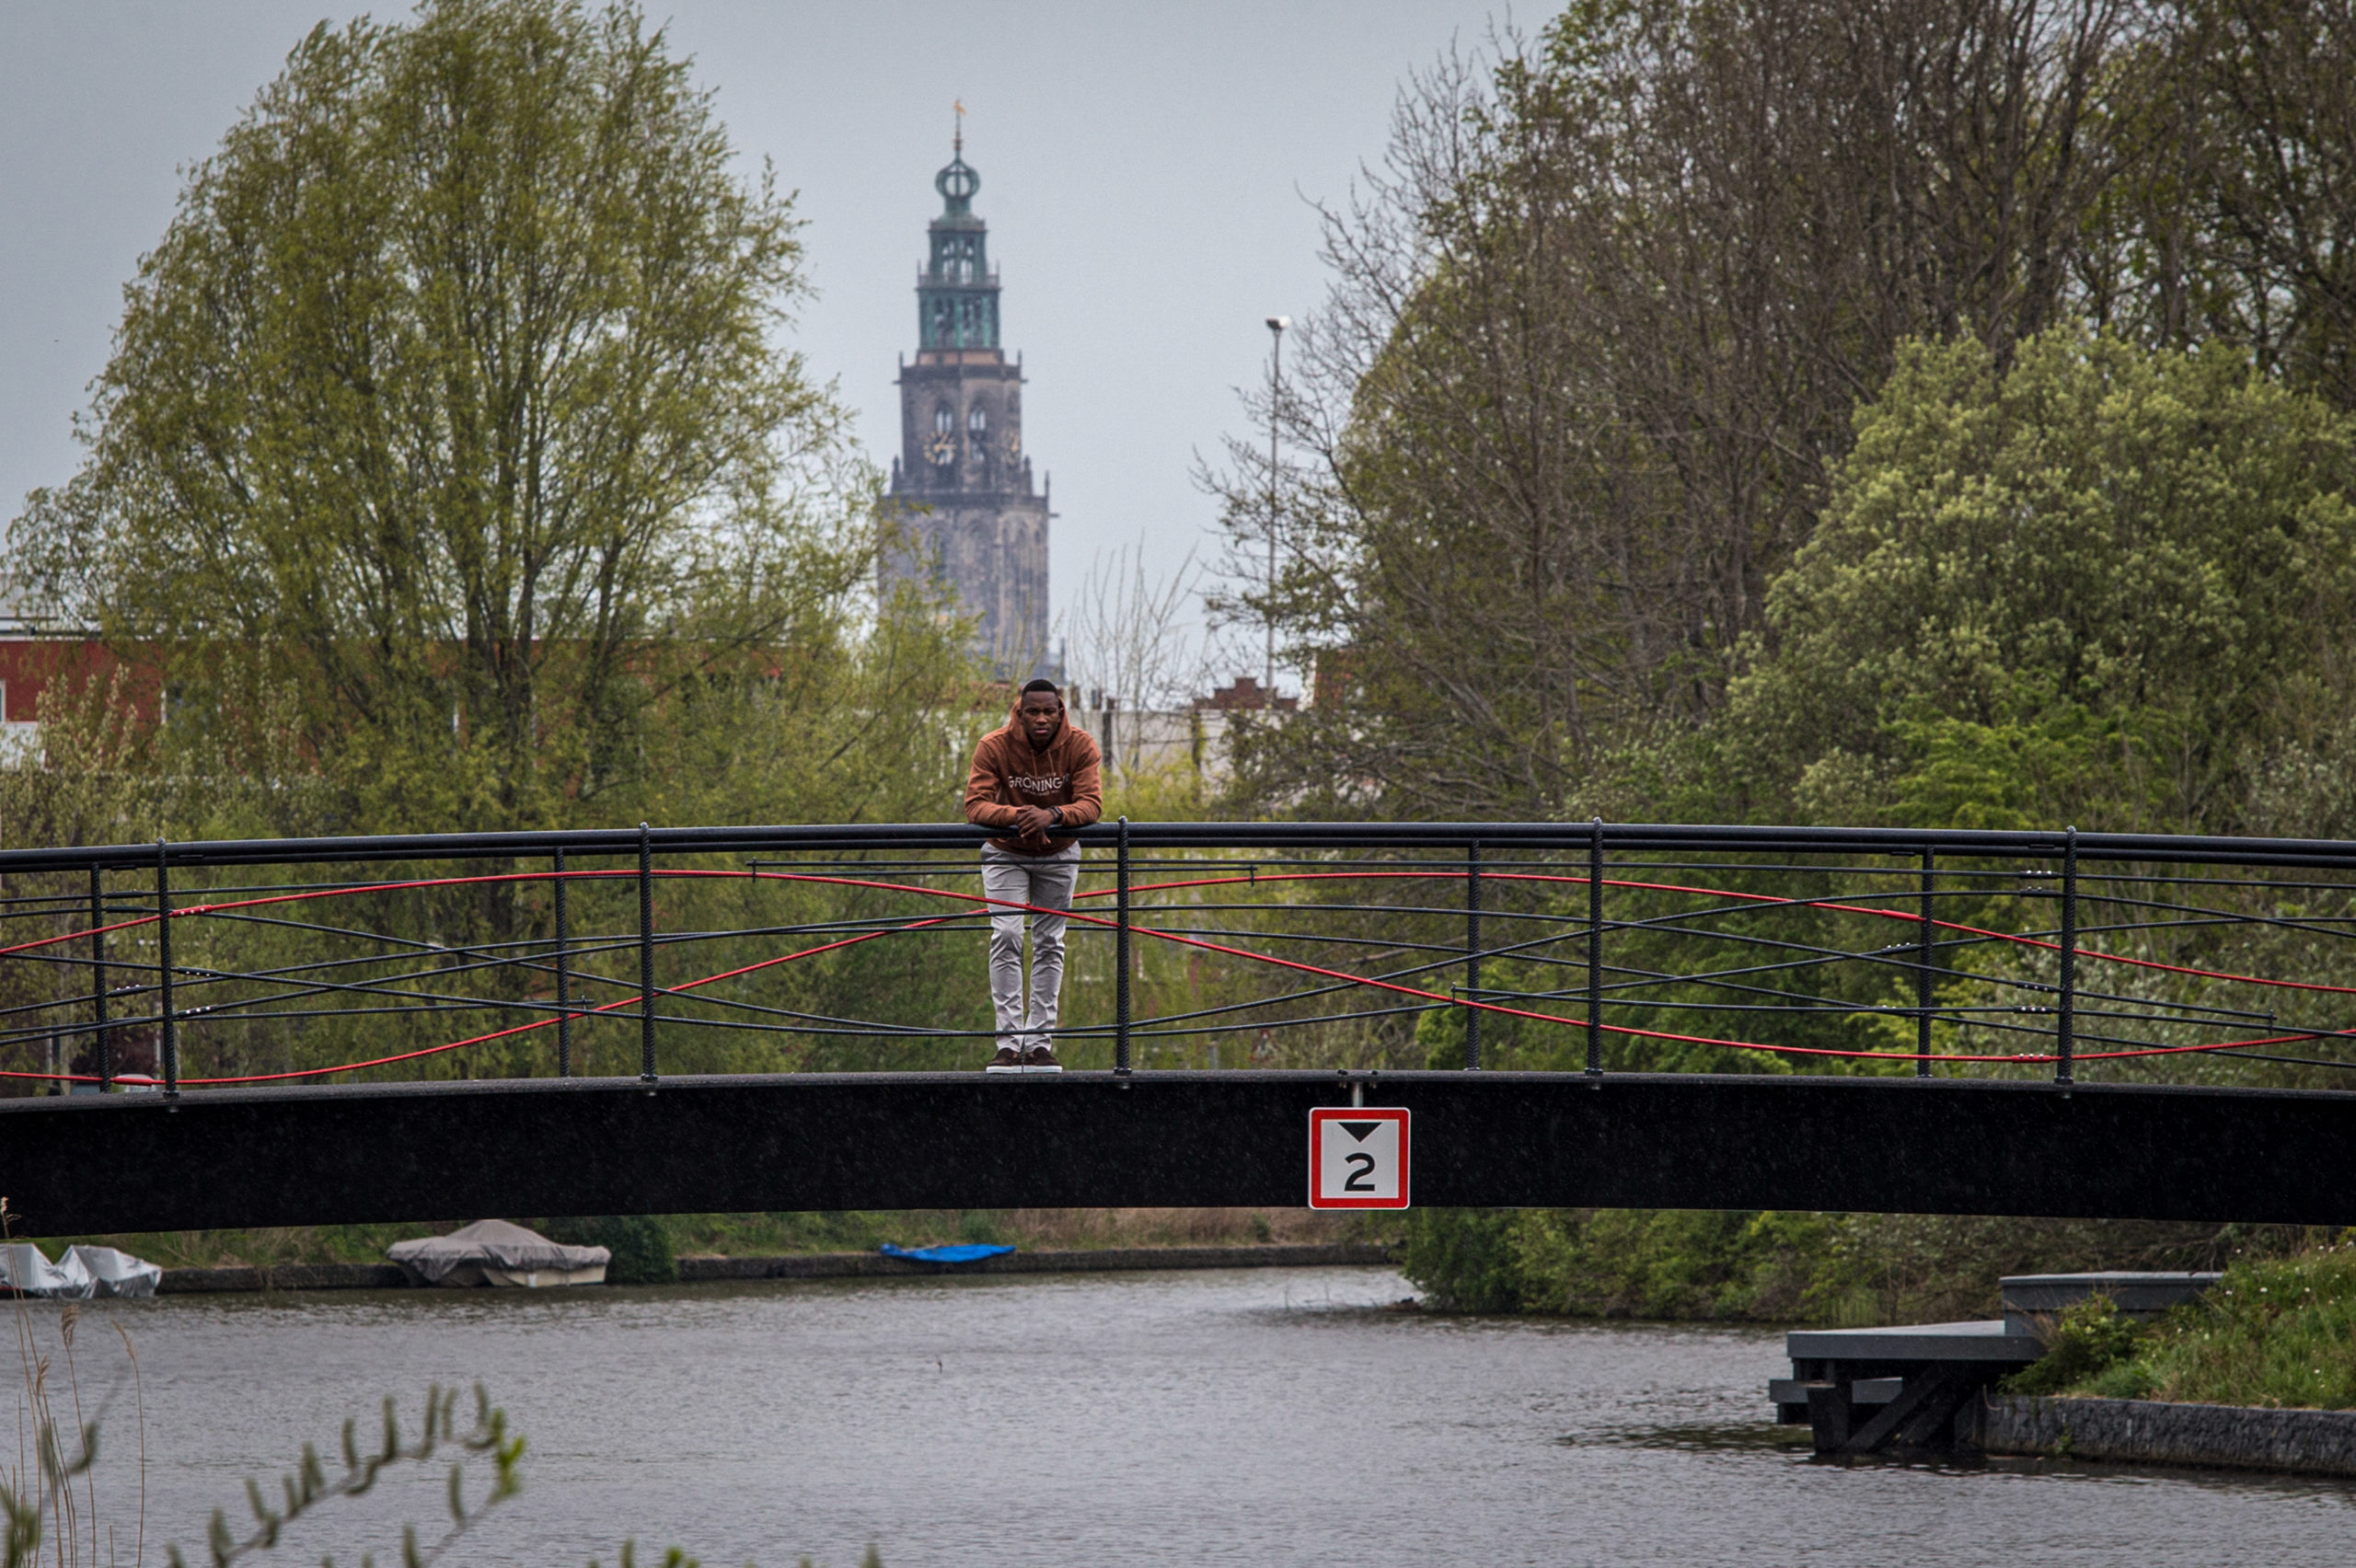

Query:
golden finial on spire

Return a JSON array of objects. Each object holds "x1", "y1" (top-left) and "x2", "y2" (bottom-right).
[{"x1": 953, "y1": 99, "x2": 965, "y2": 157}]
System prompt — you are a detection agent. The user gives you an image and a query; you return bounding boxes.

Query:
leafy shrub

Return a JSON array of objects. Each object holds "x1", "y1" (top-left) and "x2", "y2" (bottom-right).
[
  {"x1": 540, "y1": 1216, "x2": 676, "y2": 1285},
  {"x1": 1400, "y1": 1207, "x2": 2308, "y2": 1325},
  {"x1": 2002, "y1": 1296, "x2": 2146, "y2": 1396},
  {"x1": 1997, "y1": 1246, "x2": 2356, "y2": 1408},
  {"x1": 2086, "y1": 1360, "x2": 2160, "y2": 1401},
  {"x1": 1509, "y1": 1208, "x2": 1844, "y2": 1320},
  {"x1": 2131, "y1": 1245, "x2": 2356, "y2": 1409},
  {"x1": 1399, "y1": 1210, "x2": 1523, "y2": 1312},
  {"x1": 1400, "y1": 1207, "x2": 1852, "y2": 1320}
]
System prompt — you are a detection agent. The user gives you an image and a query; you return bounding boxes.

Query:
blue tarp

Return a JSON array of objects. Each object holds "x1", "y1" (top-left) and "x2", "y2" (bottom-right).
[{"x1": 879, "y1": 1242, "x2": 1016, "y2": 1265}]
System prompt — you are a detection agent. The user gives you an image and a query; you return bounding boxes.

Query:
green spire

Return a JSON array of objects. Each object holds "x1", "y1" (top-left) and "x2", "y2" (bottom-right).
[{"x1": 918, "y1": 110, "x2": 999, "y2": 351}]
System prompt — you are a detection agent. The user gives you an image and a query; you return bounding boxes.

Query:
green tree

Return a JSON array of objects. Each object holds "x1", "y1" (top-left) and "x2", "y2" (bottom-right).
[
  {"x1": 1209, "y1": 0, "x2": 2133, "y2": 820},
  {"x1": 1209, "y1": 1, "x2": 2356, "y2": 826},
  {"x1": 13, "y1": 0, "x2": 853, "y2": 836},
  {"x1": 1, "y1": 0, "x2": 987, "y2": 1087},
  {"x1": 1721, "y1": 328, "x2": 2356, "y2": 834}
]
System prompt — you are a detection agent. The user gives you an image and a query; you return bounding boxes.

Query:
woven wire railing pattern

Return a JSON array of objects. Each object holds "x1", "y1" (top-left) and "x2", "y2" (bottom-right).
[{"x1": 0, "y1": 822, "x2": 2350, "y2": 1093}]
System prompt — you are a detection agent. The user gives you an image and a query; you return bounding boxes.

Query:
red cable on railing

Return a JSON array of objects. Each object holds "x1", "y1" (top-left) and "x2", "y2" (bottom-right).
[
  {"x1": 169, "y1": 908, "x2": 972, "y2": 1087},
  {"x1": 1079, "y1": 868, "x2": 2356, "y2": 997},
  {"x1": 12, "y1": 861, "x2": 2349, "y2": 998},
  {"x1": 5, "y1": 860, "x2": 2346, "y2": 1087}
]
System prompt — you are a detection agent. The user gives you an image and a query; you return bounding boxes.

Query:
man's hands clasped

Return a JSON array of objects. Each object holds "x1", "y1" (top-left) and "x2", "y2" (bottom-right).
[{"x1": 1011, "y1": 804, "x2": 1062, "y2": 847}]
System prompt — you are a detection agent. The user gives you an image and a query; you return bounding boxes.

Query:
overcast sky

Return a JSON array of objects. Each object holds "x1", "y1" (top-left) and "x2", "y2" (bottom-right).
[{"x1": 2, "y1": 1, "x2": 1509, "y2": 693}]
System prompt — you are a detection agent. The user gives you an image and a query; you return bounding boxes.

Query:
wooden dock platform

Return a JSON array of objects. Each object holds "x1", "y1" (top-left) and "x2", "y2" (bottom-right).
[{"x1": 1770, "y1": 1273, "x2": 2221, "y2": 1457}]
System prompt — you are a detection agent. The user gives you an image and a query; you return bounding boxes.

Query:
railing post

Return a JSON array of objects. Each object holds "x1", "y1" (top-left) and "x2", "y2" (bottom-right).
[
  {"x1": 638, "y1": 823, "x2": 657, "y2": 1083},
  {"x1": 1587, "y1": 817, "x2": 1604, "y2": 1077},
  {"x1": 156, "y1": 838, "x2": 179, "y2": 1099},
  {"x1": 1463, "y1": 841, "x2": 1482, "y2": 1070},
  {"x1": 1115, "y1": 816, "x2": 1132, "y2": 1074},
  {"x1": 1916, "y1": 847, "x2": 1935, "y2": 1078},
  {"x1": 2055, "y1": 825, "x2": 2077, "y2": 1087},
  {"x1": 89, "y1": 865, "x2": 111, "y2": 1091},
  {"x1": 553, "y1": 847, "x2": 571, "y2": 1078}
]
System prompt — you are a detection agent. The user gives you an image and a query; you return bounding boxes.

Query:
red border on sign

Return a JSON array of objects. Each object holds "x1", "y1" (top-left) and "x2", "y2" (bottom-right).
[{"x1": 1308, "y1": 1105, "x2": 1411, "y2": 1210}]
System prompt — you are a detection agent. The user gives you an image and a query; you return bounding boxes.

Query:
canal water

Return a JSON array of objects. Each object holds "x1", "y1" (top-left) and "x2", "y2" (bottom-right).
[{"x1": 23, "y1": 1266, "x2": 2355, "y2": 1565}]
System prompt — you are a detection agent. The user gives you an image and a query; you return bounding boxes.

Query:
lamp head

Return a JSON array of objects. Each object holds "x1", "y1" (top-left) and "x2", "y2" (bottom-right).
[{"x1": 1265, "y1": 316, "x2": 1290, "y2": 333}]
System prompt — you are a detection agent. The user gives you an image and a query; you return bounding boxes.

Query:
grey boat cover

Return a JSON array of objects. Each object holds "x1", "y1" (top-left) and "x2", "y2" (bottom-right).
[
  {"x1": 387, "y1": 1220, "x2": 610, "y2": 1285},
  {"x1": 0, "y1": 1243, "x2": 92, "y2": 1299},
  {"x1": 68, "y1": 1245, "x2": 162, "y2": 1297}
]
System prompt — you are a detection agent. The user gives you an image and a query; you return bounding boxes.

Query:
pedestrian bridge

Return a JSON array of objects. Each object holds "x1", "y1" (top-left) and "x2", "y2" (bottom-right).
[
  {"x1": 4, "y1": 1068, "x2": 2353, "y2": 1236},
  {"x1": 0, "y1": 819, "x2": 2350, "y2": 1236}
]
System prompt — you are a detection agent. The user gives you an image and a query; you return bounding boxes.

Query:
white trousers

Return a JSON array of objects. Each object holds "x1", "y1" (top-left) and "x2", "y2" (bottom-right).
[{"x1": 982, "y1": 844, "x2": 1082, "y2": 1050}]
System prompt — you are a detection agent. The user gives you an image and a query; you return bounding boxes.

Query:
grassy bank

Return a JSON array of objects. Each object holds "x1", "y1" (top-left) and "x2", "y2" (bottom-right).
[
  {"x1": 2008, "y1": 1244, "x2": 2356, "y2": 1409},
  {"x1": 43, "y1": 1206, "x2": 1384, "y2": 1278},
  {"x1": 1399, "y1": 1207, "x2": 2322, "y2": 1327}
]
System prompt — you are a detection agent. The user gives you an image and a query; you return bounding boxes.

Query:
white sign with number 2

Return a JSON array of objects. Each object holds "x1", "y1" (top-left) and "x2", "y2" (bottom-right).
[{"x1": 1308, "y1": 1106, "x2": 1411, "y2": 1209}]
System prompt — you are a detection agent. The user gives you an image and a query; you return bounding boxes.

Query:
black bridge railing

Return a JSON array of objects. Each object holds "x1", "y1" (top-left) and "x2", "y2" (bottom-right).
[{"x1": 0, "y1": 821, "x2": 2351, "y2": 1096}]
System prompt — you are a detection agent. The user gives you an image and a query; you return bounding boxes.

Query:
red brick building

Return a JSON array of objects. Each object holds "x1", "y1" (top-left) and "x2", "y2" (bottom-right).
[{"x1": 0, "y1": 595, "x2": 153, "y2": 761}]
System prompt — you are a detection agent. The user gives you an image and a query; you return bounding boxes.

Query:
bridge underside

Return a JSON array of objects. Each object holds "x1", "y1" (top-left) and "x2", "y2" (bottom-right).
[{"x1": 2, "y1": 1071, "x2": 2348, "y2": 1238}]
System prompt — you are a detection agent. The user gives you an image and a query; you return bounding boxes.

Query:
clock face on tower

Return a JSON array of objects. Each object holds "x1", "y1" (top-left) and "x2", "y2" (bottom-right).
[{"x1": 927, "y1": 432, "x2": 955, "y2": 467}]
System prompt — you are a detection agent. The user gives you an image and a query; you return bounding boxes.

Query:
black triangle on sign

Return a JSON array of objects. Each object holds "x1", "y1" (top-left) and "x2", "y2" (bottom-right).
[{"x1": 1339, "y1": 1120, "x2": 1381, "y2": 1142}]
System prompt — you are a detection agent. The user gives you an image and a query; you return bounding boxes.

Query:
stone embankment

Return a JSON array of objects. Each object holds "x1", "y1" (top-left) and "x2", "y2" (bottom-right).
[
  {"x1": 1984, "y1": 1394, "x2": 2356, "y2": 1478},
  {"x1": 153, "y1": 1242, "x2": 1396, "y2": 1295}
]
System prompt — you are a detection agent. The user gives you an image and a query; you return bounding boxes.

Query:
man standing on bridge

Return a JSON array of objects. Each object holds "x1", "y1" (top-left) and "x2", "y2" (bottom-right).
[{"x1": 965, "y1": 678, "x2": 1103, "y2": 1071}]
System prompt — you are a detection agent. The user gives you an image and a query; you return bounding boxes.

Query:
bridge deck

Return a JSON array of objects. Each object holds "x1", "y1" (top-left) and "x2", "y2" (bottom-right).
[{"x1": 2, "y1": 1070, "x2": 2349, "y2": 1237}]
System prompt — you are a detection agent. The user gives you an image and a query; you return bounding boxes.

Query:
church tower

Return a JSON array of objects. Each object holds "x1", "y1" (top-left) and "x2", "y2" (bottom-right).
[{"x1": 882, "y1": 124, "x2": 1052, "y2": 678}]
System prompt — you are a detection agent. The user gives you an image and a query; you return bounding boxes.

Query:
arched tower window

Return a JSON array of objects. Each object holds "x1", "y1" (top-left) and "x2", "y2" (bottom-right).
[{"x1": 928, "y1": 404, "x2": 954, "y2": 470}]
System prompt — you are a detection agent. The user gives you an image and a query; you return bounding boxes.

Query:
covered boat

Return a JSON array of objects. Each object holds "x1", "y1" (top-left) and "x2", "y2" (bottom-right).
[
  {"x1": 387, "y1": 1220, "x2": 609, "y2": 1288},
  {"x1": 69, "y1": 1245, "x2": 162, "y2": 1297},
  {"x1": 0, "y1": 1242, "x2": 161, "y2": 1299},
  {"x1": 0, "y1": 1243, "x2": 92, "y2": 1299}
]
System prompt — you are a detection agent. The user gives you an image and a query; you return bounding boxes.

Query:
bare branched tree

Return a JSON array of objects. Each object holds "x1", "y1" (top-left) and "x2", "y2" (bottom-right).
[
  {"x1": 2154, "y1": 0, "x2": 2356, "y2": 408},
  {"x1": 1060, "y1": 539, "x2": 1217, "y2": 714}
]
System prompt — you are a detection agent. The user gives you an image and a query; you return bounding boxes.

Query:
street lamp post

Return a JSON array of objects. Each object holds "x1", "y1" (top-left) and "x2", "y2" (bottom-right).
[{"x1": 1264, "y1": 315, "x2": 1288, "y2": 699}]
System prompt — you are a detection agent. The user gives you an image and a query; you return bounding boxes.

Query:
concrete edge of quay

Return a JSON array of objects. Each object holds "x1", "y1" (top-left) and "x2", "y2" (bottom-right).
[
  {"x1": 1983, "y1": 1395, "x2": 2356, "y2": 1478},
  {"x1": 152, "y1": 1242, "x2": 1399, "y2": 1296}
]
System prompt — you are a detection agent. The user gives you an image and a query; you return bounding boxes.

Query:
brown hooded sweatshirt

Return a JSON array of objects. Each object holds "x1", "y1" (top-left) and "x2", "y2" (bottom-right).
[{"x1": 964, "y1": 699, "x2": 1103, "y2": 855}]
